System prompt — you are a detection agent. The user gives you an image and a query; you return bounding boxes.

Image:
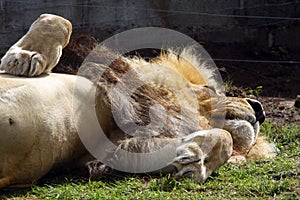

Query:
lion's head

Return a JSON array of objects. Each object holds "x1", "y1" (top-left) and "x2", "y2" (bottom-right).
[{"x1": 79, "y1": 45, "x2": 273, "y2": 182}]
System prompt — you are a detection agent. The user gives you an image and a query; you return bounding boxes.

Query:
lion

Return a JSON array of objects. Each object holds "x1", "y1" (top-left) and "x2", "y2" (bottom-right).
[{"x1": 0, "y1": 14, "x2": 277, "y2": 189}]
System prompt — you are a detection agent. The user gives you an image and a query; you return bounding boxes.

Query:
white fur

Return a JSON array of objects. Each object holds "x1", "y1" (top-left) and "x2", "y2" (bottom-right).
[
  {"x1": 223, "y1": 119, "x2": 257, "y2": 155},
  {"x1": 0, "y1": 73, "x2": 93, "y2": 187}
]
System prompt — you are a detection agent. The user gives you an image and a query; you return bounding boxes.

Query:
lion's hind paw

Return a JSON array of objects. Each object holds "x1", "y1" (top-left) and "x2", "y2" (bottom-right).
[
  {"x1": 86, "y1": 160, "x2": 113, "y2": 180},
  {"x1": 0, "y1": 49, "x2": 45, "y2": 76}
]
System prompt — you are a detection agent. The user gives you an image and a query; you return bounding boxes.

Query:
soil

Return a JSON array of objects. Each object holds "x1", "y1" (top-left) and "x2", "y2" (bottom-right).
[
  {"x1": 259, "y1": 97, "x2": 300, "y2": 125},
  {"x1": 226, "y1": 85, "x2": 300, "y2": 126}
]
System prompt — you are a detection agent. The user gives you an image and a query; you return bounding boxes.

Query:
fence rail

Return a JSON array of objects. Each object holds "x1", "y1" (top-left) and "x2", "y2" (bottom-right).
[{"x1": 1, "y1": 0, "x2": 300, "y2": 63}]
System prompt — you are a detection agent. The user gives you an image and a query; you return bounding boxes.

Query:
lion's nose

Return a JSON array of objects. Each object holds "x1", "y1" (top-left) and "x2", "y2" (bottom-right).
[{"x1": 246, "y1": 98, "x2": 265, "y2": 124}]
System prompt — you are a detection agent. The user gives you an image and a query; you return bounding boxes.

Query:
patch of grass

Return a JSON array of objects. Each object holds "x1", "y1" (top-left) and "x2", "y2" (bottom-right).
[
  {"x1": 244, "y1": 85, "x2": 263, "y2": 97},
  {"x1": 1, "y1": 121, "x2": 299, "y2": 199},
  {"x1": 261, "y1": 121, "x2": 300, "y2": 154},
  {"x1": 225, "y1": 78, "x2": 234, "y2": 91}
]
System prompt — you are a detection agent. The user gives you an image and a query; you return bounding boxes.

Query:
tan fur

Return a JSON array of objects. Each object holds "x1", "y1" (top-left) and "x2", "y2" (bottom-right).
[
  {"x1": 0, "y1": 14, "x2": 276, "y2": 188},
  {"x1": 0, "y1": 14, "x2": 72, "y2": 76},
  {"x1": 173, "y1": 129, "x2": 233, "y2": 182},
  {"x1": 247, "y1": 136, "x2": 278, "y2": 160},
  {"x1": 152, "y1": 50, "x2": 207, "y2": 85},
  {"x1": 82, "y1": 46, "x2": 274, "y2": 182}
]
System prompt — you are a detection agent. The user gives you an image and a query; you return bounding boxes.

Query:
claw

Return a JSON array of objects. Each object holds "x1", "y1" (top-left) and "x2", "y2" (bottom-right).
[{"x1": 86, "y1": 160, "x2": 113, "y2": 180}]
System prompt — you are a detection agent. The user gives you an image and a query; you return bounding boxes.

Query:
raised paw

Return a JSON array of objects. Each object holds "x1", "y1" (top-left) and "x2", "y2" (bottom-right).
[
  {"x1": 86, "y1": 160, "x2": 113, "y2": 180},
  {"x1": 0, "y1": 14, "x2": 72, "y2": 77},
  {"x1": 0, "y1": 49, "x2": 45, "y2": 76}
]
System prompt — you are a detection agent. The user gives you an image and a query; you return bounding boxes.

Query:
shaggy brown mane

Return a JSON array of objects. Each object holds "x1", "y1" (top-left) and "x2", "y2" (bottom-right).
[{"x1": 80, "y1": 46, "x2": 209, "y2": 147}]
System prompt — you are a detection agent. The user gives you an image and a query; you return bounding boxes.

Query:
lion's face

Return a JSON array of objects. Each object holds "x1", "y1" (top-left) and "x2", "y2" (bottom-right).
[{"x1": 223, "y1": 97, "x2": 265, "y2": 155}]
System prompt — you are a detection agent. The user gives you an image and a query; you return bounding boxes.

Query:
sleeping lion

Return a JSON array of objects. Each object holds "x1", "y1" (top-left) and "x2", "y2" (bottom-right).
[{"x1": 0, "y1": 14, "x2": 277, "y2": 188}]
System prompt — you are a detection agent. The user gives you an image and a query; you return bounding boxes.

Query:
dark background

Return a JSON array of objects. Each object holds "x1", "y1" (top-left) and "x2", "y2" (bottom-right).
[{"x1": 1, "y1": 0, "x2": 299, "y2": 97}]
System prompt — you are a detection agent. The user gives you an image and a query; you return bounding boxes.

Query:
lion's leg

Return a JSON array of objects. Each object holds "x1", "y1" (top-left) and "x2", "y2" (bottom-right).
[
  {"x1": 86, "y1": 129, "x2": 233, "y2": 182},
  {"x1": 172, "y1": 129, "x2": 233, "y2": 182},
  {"x1": 0, "y1": 14, "x2": 71, "y2": 76},
  {"x1": 86, "y1": 136, "x2": 178, "y2": 179}
]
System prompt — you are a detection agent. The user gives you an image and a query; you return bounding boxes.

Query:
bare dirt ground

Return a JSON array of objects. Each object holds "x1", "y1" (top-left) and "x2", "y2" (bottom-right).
[
  {"x1": 260, "y1": 97, "x2": 299, "y2": 125},
  {"x1": 226, "y1": 85, "x2": 300, "y2": 126}
]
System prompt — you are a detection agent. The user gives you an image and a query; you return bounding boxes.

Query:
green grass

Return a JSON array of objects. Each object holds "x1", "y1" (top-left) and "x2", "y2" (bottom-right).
[
  {"x1": 243, "y1": 85, "x2": 263, "y2": 97},
  {"x1": 1, "y1": 121, "x2": 299, "y2": 199}
]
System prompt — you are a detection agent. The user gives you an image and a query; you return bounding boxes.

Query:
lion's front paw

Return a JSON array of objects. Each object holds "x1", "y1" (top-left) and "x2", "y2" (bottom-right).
[
  {"x1": 0, "y1": 49, "x2": 46, "y2": 76},
  {"x1": 172, "y1": 129, "x2": 233, "y2": 182},
  {"x1": 0, "y1": 14, "x2": 72, "y2": 77},
  {"x1": 172, "y1": 141, "x2": 207, "y2": 182}
]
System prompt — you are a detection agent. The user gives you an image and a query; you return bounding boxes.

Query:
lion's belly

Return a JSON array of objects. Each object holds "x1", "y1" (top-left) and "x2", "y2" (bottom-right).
[{"x1": 0, "y1": 73, "x2": 94, "y2": 186}]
